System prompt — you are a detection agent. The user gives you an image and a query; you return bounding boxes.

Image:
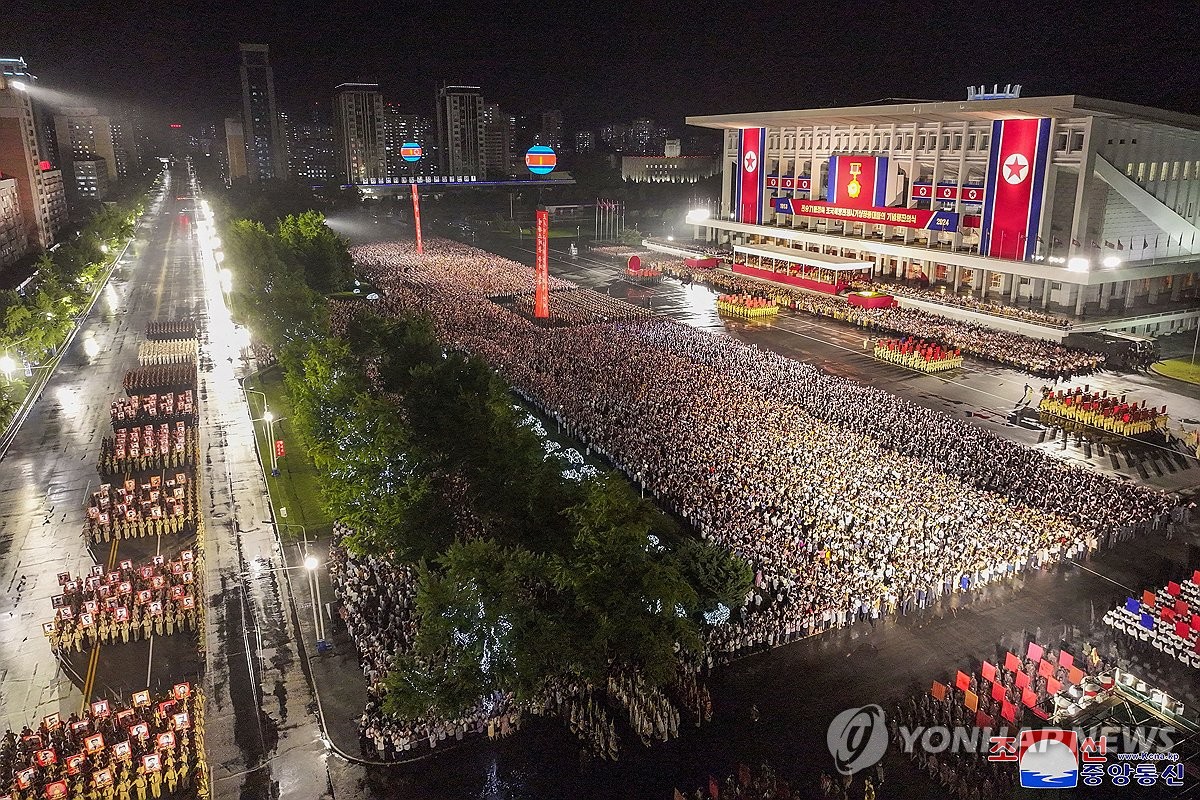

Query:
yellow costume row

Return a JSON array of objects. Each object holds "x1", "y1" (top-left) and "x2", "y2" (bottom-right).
[
  {"x1": 1038, "y1": 397, "x2": 1167, "y2": 437},
  {"x1": 716, "y1": 298, "x2": 779, "y2": 319},
  {"x1": 873, "y1": 345, "x2": 963, "y2": 373}
]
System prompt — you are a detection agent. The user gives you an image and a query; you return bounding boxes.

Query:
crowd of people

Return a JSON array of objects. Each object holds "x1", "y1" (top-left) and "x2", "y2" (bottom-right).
[
  {"x1": 511, "y1": 287, "x2": 654, "y2": 326},
  {"x1": 1039, "y1": 387, "x2": 1169, "y2": 437},
  {"x1": 99, "y1": 423, "x2": 196, "y2": 476},
  {"x1": 663, "y1": 264, "x2": 1104, "y2": 378},
  {"x1": 46, "y1": 550, "x2": 201, "y2": 654},
  {"x1": 330, "y1": 523, "x2": 522, "y2": 760},
  {"x1": 851, "y1": 279, "x2": 1074, "y2": 329},
  {"x1": 873, "y1": 338, "x2": 963, "y2": 373},
  {"x1": 0, "y1": 687, "x2": 207, "y2": 800},
  {"x1": 330, "y1": 468, "x2": 711, "y2": 762},
  {"x1": 342, "y1": 239, "x2": 1174, "y2": 672}
]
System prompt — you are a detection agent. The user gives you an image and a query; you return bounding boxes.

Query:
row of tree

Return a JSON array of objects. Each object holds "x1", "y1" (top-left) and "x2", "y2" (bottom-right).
[
  {"x1": 282, "y1": 312, "x2": 751, "y2": 717},
  {"x1": 215, "y1": 198, "x2": 751, "y2": 720},
  {"x1": 0, "y1": 190, "x2": 149, "y2": 421}
]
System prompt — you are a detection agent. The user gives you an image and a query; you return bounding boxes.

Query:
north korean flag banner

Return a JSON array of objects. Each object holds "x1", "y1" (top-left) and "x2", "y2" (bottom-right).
[
  {"x1": 827, "y1": 155, "x2": 890, "y2": 209},
  {"x1": 981, "y1": 118, "x2": 1052, "y2": 260},
  {"x1": 735, "y1": 128, "x2": 766, "y2": 224}
]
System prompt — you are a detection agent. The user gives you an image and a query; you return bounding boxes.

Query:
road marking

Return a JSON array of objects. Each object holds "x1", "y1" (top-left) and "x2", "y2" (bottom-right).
[
  {"x1": 1066, "y1": 558, "x2": 1135, "y2": 593},
  {"x1": 80, "y1": 643, "x2": 100, "y2": 713}
]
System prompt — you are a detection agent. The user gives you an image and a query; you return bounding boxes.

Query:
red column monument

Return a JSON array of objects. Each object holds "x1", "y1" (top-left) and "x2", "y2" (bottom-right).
[
  {"x1": 411, "y1": 183, "x2": 424, "y2": 255},
  {"x1": 534, "y1": 207, "x2": 549, "y2": 318}
]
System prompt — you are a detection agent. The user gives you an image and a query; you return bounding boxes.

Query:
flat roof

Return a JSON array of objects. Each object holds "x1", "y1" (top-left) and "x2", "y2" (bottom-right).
[
  {"x1": 687, "y1": 95, "x2": 1200, "y2": 135},
  {"x1": 734, "y1": 243, "x2": 872, "y2": 270}
]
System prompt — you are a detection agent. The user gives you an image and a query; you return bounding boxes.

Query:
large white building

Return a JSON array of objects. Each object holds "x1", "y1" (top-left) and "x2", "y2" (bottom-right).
[{"x1": 686, "y1": 92, "x2": 1200, "y2": 333}]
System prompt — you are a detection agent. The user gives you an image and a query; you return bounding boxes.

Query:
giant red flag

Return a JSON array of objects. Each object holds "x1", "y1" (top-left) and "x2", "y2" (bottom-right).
[
  {"x1": 735, "y1": 128, "x2": 766, "y2": 224},
  {"x1": 981, "y1": 118, "x2": 1052, "y2": 260}
]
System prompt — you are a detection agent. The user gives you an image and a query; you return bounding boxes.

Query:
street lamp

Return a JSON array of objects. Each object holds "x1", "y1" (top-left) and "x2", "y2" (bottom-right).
[{"x1": 273, "y1": 521, "x2": 325, "y2": 645}]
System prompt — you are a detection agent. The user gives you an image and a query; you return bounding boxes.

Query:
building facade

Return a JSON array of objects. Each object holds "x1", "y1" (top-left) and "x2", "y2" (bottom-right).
[
  {"x1": 539, "y1": 109, "x2": 562, "y2": 151},
  {"x1": 622, "y1": 154, "x2": 720, "y2": 184},
  {"x1": 333, "y1": 83, "x2": 387, "y2": 184},
  {"x1": 382, "y1": 107, "x2": 435, "y2": 181},
  {"x1": 687, "y1": 94, "x2": 1200, "y2": 327},
  {"x1": 53, "y1": 107, "x2": 118, "y2": 198},
  {"x1": 0, "y1": 73, "x2": 66, "y2": 252},
  {"x1": 0, "y1": 176, "x2": 28, "y2": 269},
  {"x1": 481, "y1": 102, "x2": 510, "y2": 179},
  {"x1": 224, "y1": 117, "x2": 247, "y2": 182},
  {"x1": 436, "y1": 85, "x2": 484, "y2": 178},
  {"x1": 289, "y1": 116, "x2": 336, "y2": 184},
  {"x1": 575, "y1": 129, "x2": 595, "y2": 154},
  {"x1": 239, "y1": 43, "x2": 288, "y2": 182},
  {"x1": 70, "y1": 155, "x2": 109, "y2": 199}
]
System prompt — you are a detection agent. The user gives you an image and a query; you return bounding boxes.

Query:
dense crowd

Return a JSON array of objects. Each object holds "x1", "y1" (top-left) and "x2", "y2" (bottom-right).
[
  {"x1": 852, "y1": 279, "x2": 1074, "y2": 328},
  {"x1": 110, "y1": 391, "x2": 196, "y2": 426},
  {"x1": 663, "y1": 264, "x2": 1104, "y2": 377},
  {"x1": 511, "y1": 288, "x2": 655, "y2": 326},
  {"x1": 0, "y1": 687, "x2": 207, "y2": 800},
  {"x1": 342, "y1": 239, "x2": 1173, "y2": 669},
  {"x1": 84, "y1": 477, "x2": 197, "y2": 544},
  {"x1": 330, "y1": 523, "x2": 521, "y2": 759}
]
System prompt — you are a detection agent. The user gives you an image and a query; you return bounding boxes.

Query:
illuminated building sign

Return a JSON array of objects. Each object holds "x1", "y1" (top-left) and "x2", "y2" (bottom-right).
[{"x1": 773, "y1": 197, "x2": 959, "y2": 232}]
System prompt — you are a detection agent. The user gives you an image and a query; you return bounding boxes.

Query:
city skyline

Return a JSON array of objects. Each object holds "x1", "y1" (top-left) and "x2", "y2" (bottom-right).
[{"x1": 6, "y1": 0, "x2": 1199, "y2": 132}]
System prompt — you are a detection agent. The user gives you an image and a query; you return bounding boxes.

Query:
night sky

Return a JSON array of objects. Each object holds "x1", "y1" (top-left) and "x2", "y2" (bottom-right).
[{"x1": 3, "y1": 0, "x2": 1198, "y2": 131}]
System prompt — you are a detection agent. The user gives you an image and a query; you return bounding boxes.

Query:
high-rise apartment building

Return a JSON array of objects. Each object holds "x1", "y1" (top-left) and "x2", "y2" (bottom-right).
[
  {"x1": 574, "y1": 130, "x2": 595, "y2": 154},
  {"x1": 599, "y1": 122, "x2": 628, "y2": 151},
  {"x1": 224, "y1": 118, "x2": 248, "y2": 182},
  {"x1": 481, "y1": 102, "x2": 510, "y2": 179},
  {"x1": 436, "y1": 85, "x2": 484, "y2": 178},
  {"x1": 109, "y1": 110, "x2": 140, "y2": 179},
  {"x1": 70, "y1": 156, "x2": 109, "y2": 199},
  {"x1": 53, "y1": 107, "x2": 118, "y2": 200},
  {"x1": 0, "y1": 177, "x2": 27, "y2": 270},
  {"x1": 539, "y1": 109, "x2": 563, "y2": 151},
  {"x1": 0, "y1": 69, "x2": 67, "y2": 254},
  {"x1": 239, "y1": 43, "x2": 287, "y2": 182},
  {"x1": 289, "y1": 105, "x2": 336, "y2": 184},
  {"x1": 381, "y1": 106, "x2": 434, "y2": 181},
  {"x1": 629, "y1": 118, "x2": 655, "y2": 155},
  {"x1": 332, "y1": 83, "x2": 387, "y2": 184}
]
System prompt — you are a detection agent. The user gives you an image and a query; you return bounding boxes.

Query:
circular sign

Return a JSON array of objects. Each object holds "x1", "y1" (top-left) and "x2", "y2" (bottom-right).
[
  {"x1": 401, "y1": 142, "x2": 423, "y2": 163},
  {"x1": 627, "y1": 255, "x2": 642, "y2": 272},
  {"x1": 526, "y1": 145, "x2": 557, "y2": 175}
]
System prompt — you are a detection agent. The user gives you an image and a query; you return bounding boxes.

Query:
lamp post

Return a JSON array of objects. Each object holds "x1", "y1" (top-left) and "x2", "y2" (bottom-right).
[
  {"x1": 0, "y1": 334, "x2": 34, "y2": 381},
  {"x1": 280, "y1": 522, "x2": 324, "y2": 644}
]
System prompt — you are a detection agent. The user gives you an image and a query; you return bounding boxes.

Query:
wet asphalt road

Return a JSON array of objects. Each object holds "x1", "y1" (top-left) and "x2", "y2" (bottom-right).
[
  {"x1": 0, "y1": 168, "x2": 343, "y2": 800},
  {"x1": 0, "y1": 173, "x2": 207, "y2": 735},
  {"x1": 316, "y1": 211, "x2": 1200, "y2": 799}
]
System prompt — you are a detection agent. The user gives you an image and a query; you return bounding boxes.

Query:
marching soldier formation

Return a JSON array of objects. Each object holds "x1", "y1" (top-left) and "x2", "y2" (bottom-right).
[
  {"x1": 0, "y1": 687, "x2": 208, "y2": 800},
  {"x1": 27, "y1": 319, "x2": 209, "y2": 800}
]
